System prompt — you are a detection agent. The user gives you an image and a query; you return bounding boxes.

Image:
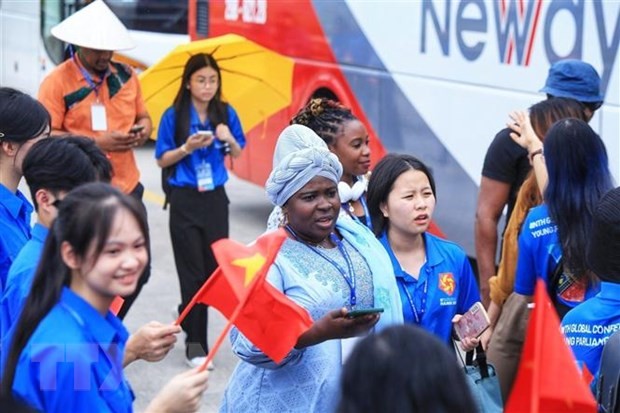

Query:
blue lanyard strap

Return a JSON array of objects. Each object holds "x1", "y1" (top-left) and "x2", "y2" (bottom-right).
[
  {"x1": 341, "y1": 194, "x2": 372, "y2": 231},
  {"x1": 286, "y1": 225, "x2": 357, "y2": 307},
  {"x1": 402, "y1": 276, "x2": 428, "y2": 324},
  {"x1": 358, "y1": 196, "x2": 372, "y2": 231}
]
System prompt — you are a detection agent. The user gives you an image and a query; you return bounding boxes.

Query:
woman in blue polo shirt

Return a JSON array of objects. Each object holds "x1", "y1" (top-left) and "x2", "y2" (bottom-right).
[
  {"x1": 1, "y1": 183, "x2": 208, "y2": 413},
  {"x1": 512, "y1": 118, "x2": 614, "y2": 317},
  {"x1": 0, "y1": 88, "x2": 50, "y2": 293},
  {"x1": 367, "y1": 154, "x2": 480, "y2": 348},
  {"x1": 155, "y1": 53, "x2": 246, "y2": 368}
]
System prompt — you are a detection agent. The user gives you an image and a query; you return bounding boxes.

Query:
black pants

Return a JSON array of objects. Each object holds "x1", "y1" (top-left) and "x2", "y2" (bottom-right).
[
  {"x1": 117, "y1": 182, "x2": 151, "y2": 319},
  {"x1": 169, "y1": 185, "x2": 229, "y2": 358}
]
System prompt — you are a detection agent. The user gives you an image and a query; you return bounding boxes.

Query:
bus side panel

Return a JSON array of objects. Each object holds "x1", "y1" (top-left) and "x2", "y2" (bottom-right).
[
  {"x1": 313, "y1": 0, "x2": 619, "y2": 255},
  {"x1": 208, "y1": 0, "x2": 388, "y2": 185},
  {"x1": 207, "y1": 0, "x2": 619, "y2": 258},
  {"x1": 1, "y1": 2, "x2": 43, "y2": 96}
]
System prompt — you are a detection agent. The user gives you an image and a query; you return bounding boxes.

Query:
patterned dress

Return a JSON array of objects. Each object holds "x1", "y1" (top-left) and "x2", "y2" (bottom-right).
[{"x1": 220, "y1": 219, "x2": 403, "y2": 413}]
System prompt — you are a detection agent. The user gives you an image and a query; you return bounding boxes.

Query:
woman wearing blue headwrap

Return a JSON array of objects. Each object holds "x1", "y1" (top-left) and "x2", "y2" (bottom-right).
[
  {"x1": 220, "y1": 141, "x2": 403, "y2": 413},
  {"x1": 266, "y1": 124, "x2": 328, "y2": 230}
]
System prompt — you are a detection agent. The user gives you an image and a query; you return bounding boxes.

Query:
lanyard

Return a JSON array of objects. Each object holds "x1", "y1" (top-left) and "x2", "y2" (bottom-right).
[
  {"x1": 359, "y1": 196, "x2": 372, "y2": 231},
  {"x1": 72, "y1": 52, "x2": 109, "y2": 98},
  {"x1": 286, "y1": 225, "x2": 357, "y2": 307},
  {"x1": 402, "y1": 276, "x2": 428, "y2": 324},
  {"x1": 342, "y1": 193, "x2": 373, "y2": 231}
]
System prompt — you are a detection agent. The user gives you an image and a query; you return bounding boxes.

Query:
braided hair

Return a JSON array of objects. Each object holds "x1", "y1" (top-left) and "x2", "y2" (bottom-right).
[{"x1": 291, "y1": 98, "x2": 357, "y2": 146}]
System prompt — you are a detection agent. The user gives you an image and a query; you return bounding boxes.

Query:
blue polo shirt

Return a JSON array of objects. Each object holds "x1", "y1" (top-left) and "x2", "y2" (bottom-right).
[
  {"x1": 514, "y1": 204, "x2": 598, "y2": 306},
  {"x1": 1, "y1": 223, "x2": 48, "y2": 339},
  {"x1": 561, "y1": 282, "x2": 620, "y2": 377},
  {"x1": 155, "y1": 104, "x2": 246, "y2": 189},
  {"x1": 11, "y1": 287, "x2": 133, "y2": 413},
  {"x1": 379, "y1": 232, "x2": 480, "y2": 344},
  {"x1": 0, "y1": 184, "x2": 33, "y2": 293}
]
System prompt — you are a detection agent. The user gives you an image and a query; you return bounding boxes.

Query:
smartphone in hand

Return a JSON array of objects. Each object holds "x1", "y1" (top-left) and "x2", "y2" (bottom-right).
[
  {"x1": 196, "y1": 130, "x2": 213, "y2": 139},
  {"x1": 454, "y1": 302, "x2": 490, "y2": 340},
  {"x1": 129, "y1": 124, "x2": 145, "y2": 133},
  {"x1": 346, "y1": 308, "x2": 384, "y2": 319}
]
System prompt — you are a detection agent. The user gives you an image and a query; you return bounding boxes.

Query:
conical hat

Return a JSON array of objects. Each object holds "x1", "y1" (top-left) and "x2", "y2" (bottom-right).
[{"x1": 51, "y1": 0, "x2": 134, "y2": 51}]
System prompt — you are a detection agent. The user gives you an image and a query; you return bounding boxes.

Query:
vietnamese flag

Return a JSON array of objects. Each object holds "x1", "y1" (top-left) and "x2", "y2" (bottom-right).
[
  {"x1": 505, "y1": 280, "x2": 596, "y2": 413},
  {"x1": 176, "y1": 229, "x2": 313, "y2": 364}
]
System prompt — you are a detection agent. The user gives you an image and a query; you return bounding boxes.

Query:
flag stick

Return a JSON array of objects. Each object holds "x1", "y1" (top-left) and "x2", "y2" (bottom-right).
[
  {"x1": 200, "y1": 313, "x2": 234, "y2": 371},
  {"x1": 199, "y1": 275, "x2": 264, "y2": 371}
]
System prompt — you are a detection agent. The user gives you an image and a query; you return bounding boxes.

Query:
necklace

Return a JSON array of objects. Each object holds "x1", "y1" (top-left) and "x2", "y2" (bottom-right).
[{"x1": 285, "y1": 225, "x2": 357, "y2": 307}]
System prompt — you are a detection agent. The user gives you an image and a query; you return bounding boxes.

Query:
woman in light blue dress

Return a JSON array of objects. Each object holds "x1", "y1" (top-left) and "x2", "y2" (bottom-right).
[{"x1": 221, "y1": 130, "x2": 402, "y2": 413}]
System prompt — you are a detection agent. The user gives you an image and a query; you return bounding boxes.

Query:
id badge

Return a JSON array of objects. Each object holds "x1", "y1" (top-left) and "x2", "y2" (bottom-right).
[
  {"x1": 196, "y1": 161, "x2": 215, "y2": 192},
  {"x1": 91, "y1": 104, "x2": 108, "y2": 131}
]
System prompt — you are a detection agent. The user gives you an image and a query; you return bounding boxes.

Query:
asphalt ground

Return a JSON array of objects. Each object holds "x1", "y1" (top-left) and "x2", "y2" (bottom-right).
[{"x1": 120, "y1": 143, "x2": 273, "y2": 412}]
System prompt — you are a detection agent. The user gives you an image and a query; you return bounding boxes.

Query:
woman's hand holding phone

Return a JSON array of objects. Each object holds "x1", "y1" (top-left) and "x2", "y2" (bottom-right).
[
  {"x1": 345, "y1": 307, "x2": 384, "y2": 319},
  {"x1": 186, "y1": 131, "x2": 214, "y2": 152},
  {"x1": 295, "y1": 308, "x2": 381, "y2": 349}
]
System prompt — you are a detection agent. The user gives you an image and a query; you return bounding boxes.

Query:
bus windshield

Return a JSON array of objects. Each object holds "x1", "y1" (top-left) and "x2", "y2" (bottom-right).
[
  {"x1": 106, "y1": 0, "x2": 188, "y2": 34},
  {"x1": 41, "y1": 0, "x2": 188, "y2": 65}
]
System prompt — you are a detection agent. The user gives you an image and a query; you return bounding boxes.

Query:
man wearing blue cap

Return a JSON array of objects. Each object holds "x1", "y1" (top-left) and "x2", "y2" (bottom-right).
[
  {"x1": 475, "y1": 59, "x2": 604, "y2": 308},
  {"x1": 540, "y1": 59, "x2": 604, "y2": 117}
]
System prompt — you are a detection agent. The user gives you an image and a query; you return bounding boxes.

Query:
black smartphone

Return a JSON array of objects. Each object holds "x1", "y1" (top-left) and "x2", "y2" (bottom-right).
[
  {"x1": 346, "y1": 307, "x2": 384, "y2": 319},
  {"x1": 130, "y1": 124, "x2": 145, "y2": 133}
]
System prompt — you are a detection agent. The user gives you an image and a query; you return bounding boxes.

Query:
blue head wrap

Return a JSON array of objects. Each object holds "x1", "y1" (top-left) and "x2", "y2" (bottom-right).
[{"x1": 266, "y1": 146, "x2": 342, "y2": 207}]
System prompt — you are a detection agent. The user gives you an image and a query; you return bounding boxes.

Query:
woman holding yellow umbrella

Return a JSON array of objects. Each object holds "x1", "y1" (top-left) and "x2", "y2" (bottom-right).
[{"x1": 155, "y1": 53, "x2": 246, "y2": 369}]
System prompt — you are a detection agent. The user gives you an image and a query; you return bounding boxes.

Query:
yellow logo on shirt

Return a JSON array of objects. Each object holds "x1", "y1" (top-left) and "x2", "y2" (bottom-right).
[{"x1": 438, "y1": 273, "x2": 455, "y2": 296}]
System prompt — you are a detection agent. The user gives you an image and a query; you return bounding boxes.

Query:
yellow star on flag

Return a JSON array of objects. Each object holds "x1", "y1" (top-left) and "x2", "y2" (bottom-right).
[{"x1": 233, "y1": 253, "x2": 266, "y2": 286}]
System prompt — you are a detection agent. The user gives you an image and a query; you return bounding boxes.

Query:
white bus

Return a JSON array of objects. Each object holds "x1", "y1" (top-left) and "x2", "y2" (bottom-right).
[{"x1": 0, "y1": 0, "x2": 190, "y2": 96}]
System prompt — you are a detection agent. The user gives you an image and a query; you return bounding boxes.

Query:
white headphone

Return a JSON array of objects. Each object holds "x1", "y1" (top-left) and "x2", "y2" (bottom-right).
[{"x1": 338, "y1": 179, "x2": 366, "y2": 203}]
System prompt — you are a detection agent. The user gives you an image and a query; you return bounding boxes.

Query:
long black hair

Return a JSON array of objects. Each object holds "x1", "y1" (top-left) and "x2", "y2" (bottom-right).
[
  {"x1": 0, "y1": 87, "x2": 50, "y2": 145},
  {"x1": 337, "y1": 325, "x2": 477, "y2": 413},
  {"x1": 544, "y1": 119, "x2": 614, "y2": 280},
  {"x1": 1, "y1": 183, "x2": 148, "y2": 395},
  {"x1": 172, "y1": 53, "x2": 229, "y2": 147}
]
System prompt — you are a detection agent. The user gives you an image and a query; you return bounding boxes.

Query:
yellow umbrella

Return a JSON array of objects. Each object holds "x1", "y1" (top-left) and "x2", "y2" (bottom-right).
[{"x1": 139, "y1": 34, "x2": 294, "y2": 137}]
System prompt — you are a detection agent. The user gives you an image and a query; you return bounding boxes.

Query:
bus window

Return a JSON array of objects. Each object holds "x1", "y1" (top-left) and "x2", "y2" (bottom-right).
[
  {"x1": 40, "y1": 0, "x2": 79, "y2": 65},
  {"x1": 105, "y1": 0, "x2": 188, "y2": 34}
]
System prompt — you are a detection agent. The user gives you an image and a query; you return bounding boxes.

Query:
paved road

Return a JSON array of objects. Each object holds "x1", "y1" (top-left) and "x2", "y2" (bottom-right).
[{"x1": 123, "y1": 143, "x2": 273, "y2": 412}]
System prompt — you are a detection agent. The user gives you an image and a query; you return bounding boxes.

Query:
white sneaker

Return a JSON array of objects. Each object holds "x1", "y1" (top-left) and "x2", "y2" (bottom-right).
[{"x1": 185, "y1": 356, "x2": 215, "y2": 371}]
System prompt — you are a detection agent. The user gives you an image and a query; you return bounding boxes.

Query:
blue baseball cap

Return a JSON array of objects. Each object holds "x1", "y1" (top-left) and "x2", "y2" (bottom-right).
[{"x1": 540, "y1": 59, "x2": 603, "y2": 103}]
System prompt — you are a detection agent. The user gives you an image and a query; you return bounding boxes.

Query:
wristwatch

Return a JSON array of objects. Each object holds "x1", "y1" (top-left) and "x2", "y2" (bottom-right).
[{"x1": 528, "y1": 148, "x2": 543, "y2": 163}]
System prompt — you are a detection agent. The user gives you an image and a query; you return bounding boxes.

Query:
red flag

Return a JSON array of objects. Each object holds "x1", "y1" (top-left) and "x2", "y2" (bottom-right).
[
  {"x1": 505, "y1": 280, "x2": 597, "y2": 413},
  {"x1": 177, "y1": 229, "x2": 313, "y2": 364}
]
